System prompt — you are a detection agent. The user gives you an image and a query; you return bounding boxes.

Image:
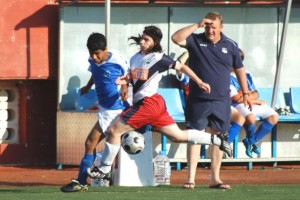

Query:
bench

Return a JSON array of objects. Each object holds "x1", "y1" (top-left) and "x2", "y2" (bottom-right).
[
  {"x1": 158, "y1": 87, "x2": 300, "y2": 170},
  {"x1": 241, "y1": 87, "x2": 300, "y2": 169},
  {"x1": 71, "y1": 87, "x2": 300, "y2": 170}
]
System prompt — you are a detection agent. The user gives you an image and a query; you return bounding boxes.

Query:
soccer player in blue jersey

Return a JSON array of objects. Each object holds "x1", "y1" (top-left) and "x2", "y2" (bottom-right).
[
  {"x1": 230, "y1": 49, "x2": 279, "y2": 158},
  {"x1": 172, "y1": 12, "x2": 251, "y2": 190},
  {"x1": 87, "y1": 26, "x2": 233, "y2": 182},
  {"x1": 61, "y1": 32, "x2": 129, "y2": 192}
]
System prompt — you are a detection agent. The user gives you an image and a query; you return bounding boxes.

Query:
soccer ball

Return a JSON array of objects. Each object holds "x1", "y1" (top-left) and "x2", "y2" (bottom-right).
[{"x1": 121, "y1": 131, "x2": 145, "y2": 155}]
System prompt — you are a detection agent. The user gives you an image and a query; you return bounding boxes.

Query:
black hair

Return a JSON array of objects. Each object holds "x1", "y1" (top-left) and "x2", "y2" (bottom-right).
[
  {"x1": 128, "y1": 25, "x2": 163, "y2": 53},
  {"x1": 128, "y1": 34, "x2": 142, "y2": 46},
  {"x1": 86, "y1": 33, "x2": 107, "y2": 53}
]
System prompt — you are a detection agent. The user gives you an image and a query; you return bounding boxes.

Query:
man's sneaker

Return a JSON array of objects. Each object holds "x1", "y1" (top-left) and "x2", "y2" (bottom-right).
[
  {"x1": 252, "y1": 144, "x2": 261, "y2": 155},
  {"x1": 60, "y1": 179, "x2": 88, "y2": 192},
  {"x1": 87, "y1": 166, "x2": 111, "y2": 180},
  {"x1": 242, "y1": 138, "x2": 253, "y2": 158},
  {"x1": 217, "y1": 132, "x2": 232, "y2": 158}
]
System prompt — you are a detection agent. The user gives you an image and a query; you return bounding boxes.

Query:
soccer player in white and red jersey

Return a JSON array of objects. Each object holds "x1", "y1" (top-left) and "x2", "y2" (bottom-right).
[{"x1": 90, "y1": 26, "x2": 232, "y2": 180}]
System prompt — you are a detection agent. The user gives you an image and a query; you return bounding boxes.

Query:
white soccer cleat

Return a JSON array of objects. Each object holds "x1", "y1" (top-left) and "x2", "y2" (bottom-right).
[{"x1": 87, "y1": 165, "x2": 111, "y2": 180}]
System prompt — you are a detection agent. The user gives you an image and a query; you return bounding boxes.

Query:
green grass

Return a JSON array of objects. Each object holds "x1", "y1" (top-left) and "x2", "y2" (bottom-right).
[{"x1": 0, "y1": 184, "x2": 299, "y2": 200}]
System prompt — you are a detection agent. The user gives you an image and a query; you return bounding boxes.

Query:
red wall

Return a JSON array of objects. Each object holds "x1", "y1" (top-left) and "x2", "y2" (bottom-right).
[
  {"x1": 0, "y1": 1, "x2": 59, "y2": 165},
  {"x1": 0, "y1": 0, "x2": 58, "y2": 79}
]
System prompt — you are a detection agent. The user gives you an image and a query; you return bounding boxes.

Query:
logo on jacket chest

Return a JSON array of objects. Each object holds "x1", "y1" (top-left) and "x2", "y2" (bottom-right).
[{"x1": 222, "y1": 47, "x2": 228, "y2": 54}]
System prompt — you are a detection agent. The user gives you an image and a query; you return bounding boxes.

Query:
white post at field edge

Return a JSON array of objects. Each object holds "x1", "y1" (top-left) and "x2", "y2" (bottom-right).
[{"x1": 105, "y1": 0, "x2": 111, "y2": 49}]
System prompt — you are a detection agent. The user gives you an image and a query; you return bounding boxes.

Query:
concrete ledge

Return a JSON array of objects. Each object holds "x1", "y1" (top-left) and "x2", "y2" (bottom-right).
[{"x1": 170, "y1": 157, "x2": 300, "y2": 163}]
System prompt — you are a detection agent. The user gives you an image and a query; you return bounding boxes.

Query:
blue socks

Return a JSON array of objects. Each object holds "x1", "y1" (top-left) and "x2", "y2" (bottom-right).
[
  {"x1": 253, "y1": 120, "x2": 274, "y2": 142},
  {"x1": 244, "y1": 124, "x2": 256, "y2": 140},
  {"x1": 228, "y1": 122, "x2": 242, "y2": 143},
  {"x1": 244, "y1": 120, "x2": 274, "y2": 144},
  {"x1": 77, "y1": 153, "x2": 95, "y2": 185}
]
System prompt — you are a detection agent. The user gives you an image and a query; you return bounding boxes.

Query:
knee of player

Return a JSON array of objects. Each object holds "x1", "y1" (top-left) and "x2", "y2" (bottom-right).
[
  {"x1": 235, "y1": 114, "x2": 246, "y2": 125},
  {"x1": 269, "y1": 113, "x2": 279, "y2": 124},
  {"x1": 85, "y1": 139, "x2": 95, "y2": 151},
  {"x1": 245, "y1": 113, "x2": 256, "y2": 124},
  {"x1": 166, "y1": 135, "x2": 182, "y2": 143},
  {"x1": 106, "y1": 126, "x2": 117, "y2": 136},
  {"x1": 107, "y1": 124, "x2": 130, "y2": 138}
]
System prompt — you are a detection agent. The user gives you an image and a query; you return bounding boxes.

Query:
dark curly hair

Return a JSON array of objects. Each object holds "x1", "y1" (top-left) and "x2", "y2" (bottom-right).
[
  {"x1": 128, "y1": 25, "x2": 162, "y2": 53},
  {"x1": 86, "y1": 33, "x2": 107, "y2": 53}
]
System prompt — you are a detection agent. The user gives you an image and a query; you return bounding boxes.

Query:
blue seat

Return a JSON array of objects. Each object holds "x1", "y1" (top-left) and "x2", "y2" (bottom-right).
[
  {"x1": 289, "y1": 87, "x2": 300, "y2": 114},
  {"x1": 256, "y1": 87, "x2": 300, "y2": 122},
  {"x1": 157, "y1": 88, "x2": 186, "y2": 169},
  {"x1": 256, "y1": 87, "x2": 286, "y2": 107},
  {"x1": 255, "y1": 87, "x2": 300, "y2": 164},
  {"x1": 157, "y1": 88, "x2": 185, "y2": 122},
  {"x1": 74, "y1": 88, "x2": 98, "y2": 111}
]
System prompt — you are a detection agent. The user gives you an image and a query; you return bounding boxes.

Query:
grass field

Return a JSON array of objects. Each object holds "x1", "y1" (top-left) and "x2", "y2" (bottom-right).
[{"x1": 0, "y1": 184, "x2": 299, "y2": 200}]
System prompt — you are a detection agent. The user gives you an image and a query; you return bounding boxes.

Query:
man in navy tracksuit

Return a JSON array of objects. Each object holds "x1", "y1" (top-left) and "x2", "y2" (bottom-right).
[{"x1": 172, "y1": 12, "x2": 251, "y2": 190}]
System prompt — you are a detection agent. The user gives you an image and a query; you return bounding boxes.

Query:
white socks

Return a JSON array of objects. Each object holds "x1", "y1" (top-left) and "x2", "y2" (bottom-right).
[
  {"x1": 99, "y1": 142, "x2": 120, "y2": 173},
  {"x1": 99, "y1": 130, "x2": 222, "y2": 173},
  {"x1": 187, "y1": 129, "x2": 221, "y2": 146}
]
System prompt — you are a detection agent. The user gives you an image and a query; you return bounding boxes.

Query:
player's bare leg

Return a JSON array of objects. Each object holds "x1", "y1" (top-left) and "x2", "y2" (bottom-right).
[
  {"x1": 92, "y1": 118, "x2": 134, "y2": 177},
  {"x1": 86, "y1": 122, "x2": 105, "y2": 154},
  {"x1": 61, "y1": 122, "x2": 104, "y2": 192}
]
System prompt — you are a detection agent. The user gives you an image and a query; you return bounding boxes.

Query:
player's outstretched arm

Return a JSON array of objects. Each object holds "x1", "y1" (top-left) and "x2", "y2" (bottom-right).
[
  {"x1": 80, "y1": 75, "x2": 94, "y2": 95},
  {"x1": 115, "y1": 75, "x2": 130, "y2": 85},
  {"x1": 175, "y1": 63, "x2": 211, "y2": 94}
]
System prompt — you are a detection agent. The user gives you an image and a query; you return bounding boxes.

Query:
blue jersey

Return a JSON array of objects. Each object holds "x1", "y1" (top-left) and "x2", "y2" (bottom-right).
[
  {"x1": 88, "y1": 50, "x2": 129, "y2": 110},
  {"x1": 186, "y1": 32, "x2": 243, "y2": 100},
  {"x1": 230, "y1": 71, "x2": 256, "y2": 107},
  {"x1": 176, "y1": 73, "x2": 189, "y2": 87}
]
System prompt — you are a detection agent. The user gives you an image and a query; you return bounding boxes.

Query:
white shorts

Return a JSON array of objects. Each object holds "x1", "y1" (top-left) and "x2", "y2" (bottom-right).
[
  {"x1": 98, "y1": 107, "x2": 123, "y2": 136},
  {"x1": 234, "y1": 103, "x2": 277, "y2": 119},
  {"x1": 231, "y1": 106, "x2": 238, "y2": 113}
]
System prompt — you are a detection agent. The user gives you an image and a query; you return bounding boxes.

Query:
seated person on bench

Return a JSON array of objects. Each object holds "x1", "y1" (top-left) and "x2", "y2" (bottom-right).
[{"x1": 230, "y1": 49, "x2": 279, "y2": 158}]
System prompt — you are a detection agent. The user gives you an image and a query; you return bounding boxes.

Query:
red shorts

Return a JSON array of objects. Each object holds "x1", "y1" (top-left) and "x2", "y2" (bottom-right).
[{"x1": 120, "y1": 93, "x2": 175, "y2": 129}]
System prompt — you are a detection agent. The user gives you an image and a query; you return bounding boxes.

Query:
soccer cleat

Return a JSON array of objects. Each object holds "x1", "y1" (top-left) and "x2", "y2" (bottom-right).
[
  {"x1": 87, "y1": 166, "x2": 111, "y2": 180},
  {"x1": 217, "y1": 132, "x2": 233, "y2": 158},
  {"x1": 242, "y1": 138, "x2": 253, "y2": 158},
  {"x1": 252, "y1": 144, "x2": 261, "y2": 155},
  {"x1": 60, "y1": 179, "x2": 88, "y2": 192}
]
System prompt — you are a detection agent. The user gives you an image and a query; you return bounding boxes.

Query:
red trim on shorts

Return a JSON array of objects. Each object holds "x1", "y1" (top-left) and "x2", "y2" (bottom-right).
[{"x1": 120, "y1": 93, "x2": 175, "y2": 129}]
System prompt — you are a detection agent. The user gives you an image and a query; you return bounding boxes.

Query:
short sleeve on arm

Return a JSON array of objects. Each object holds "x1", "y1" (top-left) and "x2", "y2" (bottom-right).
[{"x1": 158, "y1": 54, "x2": 177, "y2": 72}]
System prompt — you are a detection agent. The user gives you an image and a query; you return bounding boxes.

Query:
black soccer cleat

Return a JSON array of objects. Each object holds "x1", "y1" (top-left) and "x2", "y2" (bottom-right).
[
  {"x1": 217, "y1": 132, "x2": 233, "y2": 158},
  {"x1": 60, "y1": 179, "x2": 88, "y2": 192}
]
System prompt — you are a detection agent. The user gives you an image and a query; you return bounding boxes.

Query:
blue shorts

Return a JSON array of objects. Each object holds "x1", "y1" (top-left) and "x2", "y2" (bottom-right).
[{"x1": 185, "y1": 98, "x2": 231, "y2": 132}]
